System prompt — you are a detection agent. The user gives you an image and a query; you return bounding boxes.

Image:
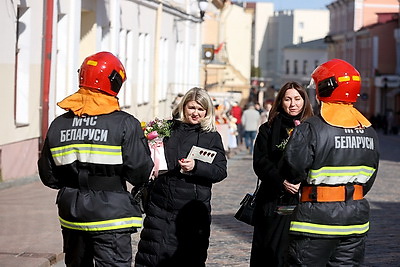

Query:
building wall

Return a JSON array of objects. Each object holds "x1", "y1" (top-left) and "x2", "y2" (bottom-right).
[
  {"x1": 292, "y1": 10, "x2": 329, "y2": 44},
  {"x1": 361, "y1": 0, "x2": 399, "y2": 28},
  {"x1": 265, "y1": 9, "x2": 329, "y2": 88},
  {"x1": 328, "y1": 0, "x2": 400, "y2": 120},
  {"x1": 254, "y1": 3, "x2": 274, "y2": 69},
  {"x1": 329, "y1": 0, "x2": 399, "y2": 34},
  {"x1": 283, "y1": 47, "x2": 327, "y2": 85},
  {"x1": 0, "y1": 1, "x2": 44, "y2": 181},
  {"x1": 221, "y1": 4, "x2": 252, "y2": 88},
  {"x1": 0, "y1": 0, "x2": 204, "y2": 182}
]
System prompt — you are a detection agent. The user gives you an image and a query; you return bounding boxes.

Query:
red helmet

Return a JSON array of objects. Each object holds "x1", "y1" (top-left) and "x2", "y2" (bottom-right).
[
  {"x1": 78, "y1": 51, "x2": 126, "y2": 96},
  {"x1": 310, "y1": 59, "x2": 361, "y2": 103}
]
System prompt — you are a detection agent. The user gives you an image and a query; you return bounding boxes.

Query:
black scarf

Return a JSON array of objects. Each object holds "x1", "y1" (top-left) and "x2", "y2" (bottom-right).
[{"x1": 270, "y1": 112, "x2": 301, "y2": 154}]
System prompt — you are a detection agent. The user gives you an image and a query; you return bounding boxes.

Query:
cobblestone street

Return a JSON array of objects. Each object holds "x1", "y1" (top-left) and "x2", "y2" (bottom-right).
[
  {"x1": 204, "y1": 132, "x2": 400, "y2": 266},
  {"x1": 0, "y1": 133, "x2": 399, "y2": 267},
  {"x1": 133, "y1": 132, "x2": 400, "y2": 266}
]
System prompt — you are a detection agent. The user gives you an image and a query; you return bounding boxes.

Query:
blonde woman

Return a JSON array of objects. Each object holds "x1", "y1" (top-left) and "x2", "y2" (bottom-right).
[{"x1": 135, "y1": 87, "x2": 228, "y2": 267}]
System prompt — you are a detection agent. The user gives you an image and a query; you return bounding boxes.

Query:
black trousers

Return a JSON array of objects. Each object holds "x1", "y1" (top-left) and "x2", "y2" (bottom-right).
[
  {"x1": 62, "y1": 230, "x2": 132, "y2": 267},
  {"x1": 250, "y1": 212, "x2": 292, "y2": 267},
  {"x1": 287, "y1": 235, "x2": 366, "y2": 267}
]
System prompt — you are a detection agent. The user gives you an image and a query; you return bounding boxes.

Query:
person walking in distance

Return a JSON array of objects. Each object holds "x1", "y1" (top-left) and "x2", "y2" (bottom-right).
[
  {"x1": 242, "y1": 102, "x2": 261, "y2": 154},
  {"x1": 281, "y1": 59, "x2": 380, "y2": 266},
  {"x1": 38, "y1": 51, "x2": 154, "y2": 267},
  {"x1": 229, "y1": 101, "x2": 243, "y2": 145},
  {"x1": 251, "y1": 82, "x2": 314, "y2": 266}
]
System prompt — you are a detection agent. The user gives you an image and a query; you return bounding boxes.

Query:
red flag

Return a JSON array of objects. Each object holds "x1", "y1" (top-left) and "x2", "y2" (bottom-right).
[{"x1": 214, "y1": 43, "x2": 224, "y2": 54}]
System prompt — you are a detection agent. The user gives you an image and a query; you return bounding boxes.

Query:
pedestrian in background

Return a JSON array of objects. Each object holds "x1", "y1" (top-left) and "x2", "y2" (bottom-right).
[
  {"x1": 229, "y1": 101, "x2": 243, "y2": 145},
  {"x1": 38, "y1": 51, "x2": 154, "y2": 267},
  {"x1": 250, "y1": 82, "x2": 313, "y2": 266},
  {"x1": 135, "y1": 87, "x2": 227, "y2": 267},
  {"x1": 242, "y1": 102, "x2": 261, "y2": 154},
  {"x1": 281, "y1": 59, "x2": 380, "y2": 266}
]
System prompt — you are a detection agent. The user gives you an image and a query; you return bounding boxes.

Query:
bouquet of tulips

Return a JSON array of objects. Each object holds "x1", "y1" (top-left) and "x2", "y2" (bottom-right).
[{"x1": 141, "y1": 118, "x2": 172, "y2": 177}]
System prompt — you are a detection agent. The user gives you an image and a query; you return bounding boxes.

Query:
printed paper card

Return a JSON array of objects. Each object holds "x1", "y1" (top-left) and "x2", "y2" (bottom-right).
[{"x1": 186, "y1": 146, "x2": 217, "y2": 163}]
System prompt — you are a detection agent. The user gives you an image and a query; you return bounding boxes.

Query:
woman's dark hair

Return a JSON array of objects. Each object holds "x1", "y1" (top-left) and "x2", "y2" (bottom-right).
[{"x1": 267, "y1": 81, "x2": 314, "y2": 126}]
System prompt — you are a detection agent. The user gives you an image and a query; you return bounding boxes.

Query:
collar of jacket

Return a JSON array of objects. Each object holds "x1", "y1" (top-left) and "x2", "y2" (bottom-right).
[
  {"x1": 320, "y1": 102, "x2": 371, "y2": 128},
  {"x1": 172, "y1": 119, "x2": 201, "y2": 132},
  {"x1": 57, "y1": 88, "x2": 121, "y2": 116}
]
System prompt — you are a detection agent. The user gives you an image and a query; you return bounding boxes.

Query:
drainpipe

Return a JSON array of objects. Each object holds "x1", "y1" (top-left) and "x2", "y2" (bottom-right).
[
  {"x1": 40, "y1": 0, "x2": 54, "y2": 148},
  {"x1": 152, "y1": 2, "x2": 162, "y2": 118}
]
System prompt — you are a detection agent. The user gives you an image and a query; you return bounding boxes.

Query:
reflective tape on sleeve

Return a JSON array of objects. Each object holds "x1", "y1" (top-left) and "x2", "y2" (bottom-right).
[
  {"x1": 59, "y1": 216, "x2": 143, "y2": 231},
  {"x1": 308, "y1": 165, "x2": 375, "y2": 185},
  {"x1": 290, "y1": 221, "x2": 369, "y2": 236},
  {"x1": 50, "y1": 144, "x2": 122, "y2": 166}
]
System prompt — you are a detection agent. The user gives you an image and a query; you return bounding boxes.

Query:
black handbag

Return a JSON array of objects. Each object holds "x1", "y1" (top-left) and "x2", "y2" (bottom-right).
[
  {"x1": 131, "y1": 178, "x2": 155, "y2": 214},
  {"x1": 234, "y1": 179, "x2": 259, "y2": 226}
]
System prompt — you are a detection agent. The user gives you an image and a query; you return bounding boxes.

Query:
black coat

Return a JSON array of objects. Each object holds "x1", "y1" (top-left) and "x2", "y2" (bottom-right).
[
  {"x1": 135, "y1": 121, "x2": 227, "y2": 267},
  {"x1": 251, "y1": 113, "x2": 299, "y2": 267}
]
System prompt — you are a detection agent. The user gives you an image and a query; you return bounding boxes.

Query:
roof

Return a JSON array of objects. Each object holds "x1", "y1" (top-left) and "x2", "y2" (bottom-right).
[{"x1": 284, "y1": 38, "x2": 327, "y2": 50}]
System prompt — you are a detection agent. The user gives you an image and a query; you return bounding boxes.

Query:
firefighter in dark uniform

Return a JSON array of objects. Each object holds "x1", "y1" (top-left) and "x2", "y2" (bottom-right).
[
  {"x1": 280, "y1": 59, "x2": 380, "y2": 266},
  {"x1": 38, "y1": 51, "x2": 153, "y2": 267}
]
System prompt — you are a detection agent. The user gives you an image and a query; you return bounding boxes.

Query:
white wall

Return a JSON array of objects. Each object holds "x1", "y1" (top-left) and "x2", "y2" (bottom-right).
[
  {"x1": 254, "y1": 3, "x2": 274, "y2": 68},
  {"x1": 0, "y1": 0, "x2": 204, "y2": 180},
  {"x1": 0, "y1": 0, "x2": 44, "y2": 180}
]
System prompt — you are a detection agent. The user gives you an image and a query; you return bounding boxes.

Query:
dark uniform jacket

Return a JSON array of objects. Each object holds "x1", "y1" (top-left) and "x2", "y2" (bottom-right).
[
  {"x1": 281, "y1": 115, "x2": 379, "y2": 238},
  {"x1": 38, "y1": 110, "x2": 153, "y2": 233},
  {"x1": 135, "y1": 120, "x2": 227, "y2": 267}
]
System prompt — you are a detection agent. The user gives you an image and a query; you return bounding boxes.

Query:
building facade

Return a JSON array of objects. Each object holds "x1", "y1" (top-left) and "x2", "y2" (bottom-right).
[
  {"x1": 263, "y1": 9, "x2": 329, "y2": 89},
  {"x1": 326, "y1": 0, "x2": 399, "y2": 127},
  {"x1": 0, "y1": 0, "x2": 208, "y2": 182}
]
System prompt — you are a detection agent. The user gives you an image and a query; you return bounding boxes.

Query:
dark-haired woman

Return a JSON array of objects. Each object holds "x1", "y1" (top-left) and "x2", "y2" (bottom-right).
[{"x1": 250, "y1": 82, "x2": 314, "y2": 266}]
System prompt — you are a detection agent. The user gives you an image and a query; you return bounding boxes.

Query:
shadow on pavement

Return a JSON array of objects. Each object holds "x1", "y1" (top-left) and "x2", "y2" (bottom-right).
[
  {"x1": 210, "y1": 202, "x2": 400, "y2": 267},
  {"x1": 363, "y1": 201, "x2": 400, "y2": 266},
  {"x1": 211, "y1": 213, "x2": 253, "y2": 241}
]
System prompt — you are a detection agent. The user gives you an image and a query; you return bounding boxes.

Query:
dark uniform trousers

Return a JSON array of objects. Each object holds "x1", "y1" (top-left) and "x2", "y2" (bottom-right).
[{"x1": 63, "y1": 230, "x2": 132, "y2": 267}]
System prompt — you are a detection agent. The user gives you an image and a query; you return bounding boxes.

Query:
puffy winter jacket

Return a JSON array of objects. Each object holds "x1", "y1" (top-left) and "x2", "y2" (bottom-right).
[
  {"x1": 135, "y1": 121, "x2": 227, "y2": 266},
  {"x1": 38, "y1": 111, "x2": 153, "y2": 233},
  {"x1": 281, "y1": 115, "x2": 379, "y2": 238}
]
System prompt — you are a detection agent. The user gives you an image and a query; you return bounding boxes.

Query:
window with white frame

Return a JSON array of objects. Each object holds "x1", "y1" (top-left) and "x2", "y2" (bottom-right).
[
  {"x1": 124, "y1": 30, "x2": 134, "y2": 107},
  {"x1": 286, "y1": 60, "x2": 290, "y2": 74},
  {"x1": 137, "y1": 33, "x2": 150, "y2": 105},
  {"x1": 302, "y1": 60, "x2": 308, "y2": 75},
  {"x1": 54, "y1": 12, "x2": 69, "y2": 118},
  {"x1": 174, "y1": 41, "x2": 184, "y2": 94},
  {"x1": 15, "y1": 6, "x2": 31, "y2": 126},
  {"x1": 159, "y1": 38, "x2": 169, "y2": 100},
  {"x1": 314, "y1": 60, "x2": 319, "y2": 69},
  {"x1": 118, "y1": 29, "x2": 127, "y2": 108},
  {"x1": 188, "y1": 44, "x2": 198, "y2": 89}
]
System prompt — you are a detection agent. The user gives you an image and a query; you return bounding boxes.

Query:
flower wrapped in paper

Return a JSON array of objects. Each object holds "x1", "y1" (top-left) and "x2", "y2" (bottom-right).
[{"x1": 141, "y1": 118, "x2": 172, "y2": 177}]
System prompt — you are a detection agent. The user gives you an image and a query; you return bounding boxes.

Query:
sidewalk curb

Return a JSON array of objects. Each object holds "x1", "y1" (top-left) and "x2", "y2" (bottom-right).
[{"x1": 0, "y1": 175, "x2": 40, "y2": 191}]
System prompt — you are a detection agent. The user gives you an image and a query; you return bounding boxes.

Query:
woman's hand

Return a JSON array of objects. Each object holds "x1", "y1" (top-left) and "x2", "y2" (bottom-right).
[
  {"x1": 283, "y1": 179, "x2": 300, "y2": 194},
  {"x1": 179, "y1": 158, "x2": 195, "y2": 172}
]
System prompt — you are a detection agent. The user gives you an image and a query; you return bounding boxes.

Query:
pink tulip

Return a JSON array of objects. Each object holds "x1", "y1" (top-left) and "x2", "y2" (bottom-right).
[{"x1": 147, "y1": 131, "x2": 159, "y2": 140}]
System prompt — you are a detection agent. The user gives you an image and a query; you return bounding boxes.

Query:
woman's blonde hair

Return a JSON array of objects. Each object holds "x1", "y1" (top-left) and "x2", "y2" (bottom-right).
[{"x1": 173, "y1": 87, "x2": 216, "y2": 132}]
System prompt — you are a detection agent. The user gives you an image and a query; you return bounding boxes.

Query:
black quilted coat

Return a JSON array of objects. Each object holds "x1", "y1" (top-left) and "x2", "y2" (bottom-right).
[{"x1": 135, "y1": 120, "x2": 227, "y2": 267}]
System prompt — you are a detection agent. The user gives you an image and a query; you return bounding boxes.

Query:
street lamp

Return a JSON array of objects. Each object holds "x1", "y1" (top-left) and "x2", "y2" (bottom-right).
[{"x1": 198, "y1": 0, "x2": 208, "y2": 20}]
